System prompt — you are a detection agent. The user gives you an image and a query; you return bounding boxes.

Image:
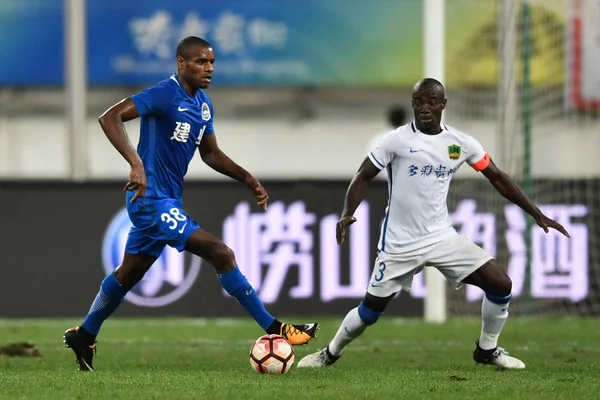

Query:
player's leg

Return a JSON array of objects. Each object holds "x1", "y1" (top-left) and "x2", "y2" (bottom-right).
[
  {"x1": 462, "y1": 259, "x2": 512, "y2": 354},
  {"x1": 297, "y1": 292, "x2": 396, "y2": 368},
  {"x1": 79, "y1": 252, "x2": 158, "y2": 337},
  {"x1": 430, "y1": 234, "x2": 524, "y2": 369},
  {"x1": 329, "y1": 292, "x2": 394, "y2": 357},
  {"x1": 182, "y1": 227, "x2": 318, "y2": 345},
  {"x1": 298, "y1": 252, "x2": 421, "y2": 368},
  {"x1": 461, "y1": 259, "x2": 524, "y2": 368},
  {"x1": 64, "y1": 228, "x2": 162, "y2": 372}
]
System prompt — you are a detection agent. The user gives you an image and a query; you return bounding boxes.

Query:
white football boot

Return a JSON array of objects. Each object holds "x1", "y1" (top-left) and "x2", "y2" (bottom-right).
[
  {"x1": 473, "y1": 340, "x2": 526, "y2": 369},
  {"x1": 297, "y1": 347, "x2": 340, "y2": 368}
]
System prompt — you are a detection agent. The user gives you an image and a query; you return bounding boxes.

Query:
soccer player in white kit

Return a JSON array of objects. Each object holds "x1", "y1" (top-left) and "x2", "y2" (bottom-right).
[{"x1": 298, "y1": 78, "x2": 570, "y2": 370}]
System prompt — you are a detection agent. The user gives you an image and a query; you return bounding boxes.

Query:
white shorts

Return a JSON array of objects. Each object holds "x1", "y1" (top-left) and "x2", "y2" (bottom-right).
[{"x1": 367, "y1": 233, "x2": 493, "y2": 298}]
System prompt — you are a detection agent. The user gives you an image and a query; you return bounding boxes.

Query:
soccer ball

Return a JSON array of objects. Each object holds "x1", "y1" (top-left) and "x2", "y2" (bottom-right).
[{"x1": 249, "y1": 334, "x2": 295, "y2": 374}]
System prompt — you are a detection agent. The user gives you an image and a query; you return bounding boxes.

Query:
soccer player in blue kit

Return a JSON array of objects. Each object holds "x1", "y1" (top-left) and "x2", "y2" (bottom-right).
[{"x1": 64, "y1": 36, "x2": 319, "y2": 371}]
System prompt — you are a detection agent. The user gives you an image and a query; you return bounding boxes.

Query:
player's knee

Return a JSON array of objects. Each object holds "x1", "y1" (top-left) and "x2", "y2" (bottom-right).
[
  {"x1": 211, "y1": 244, "x2": 236, "y2": 273},
  {"x1": 488, "y1": 272, "x2": 512, "y2": 298},
  {"x1": 500, "y1": 273, "x2": 513, "y2": 296},
  {"x1": 114, "y1": 256, "x2": 154, "y2": 287},
  {"x1": 357, "y1": 302, "x2": 383, "y2": 326}
]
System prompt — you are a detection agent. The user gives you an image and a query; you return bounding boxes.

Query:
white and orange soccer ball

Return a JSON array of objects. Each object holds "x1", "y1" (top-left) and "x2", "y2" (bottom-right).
[{"x1": 249, "y1": 334, "x2": 295, "y2": 374}]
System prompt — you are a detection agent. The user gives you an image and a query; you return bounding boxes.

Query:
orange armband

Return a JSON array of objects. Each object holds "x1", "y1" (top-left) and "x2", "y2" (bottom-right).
[{"x1": 470, "y1": 153, "x2": 491, "y2": 171}]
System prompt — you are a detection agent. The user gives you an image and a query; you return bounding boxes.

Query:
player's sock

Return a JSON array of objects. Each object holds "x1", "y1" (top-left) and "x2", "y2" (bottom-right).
[
  {"x1": 80, "y1": 272, "x2": 130, "y2": 338},
  {"x1": 329, "y1": 303, "x2": 381, "y2": 356},
  {"x1": 218, "y1": 267, "x2": 275, "y2": 331},
  {"x1": 266, "y1": 320, "x2": 282, "y2": 335},
  {"x1": 479, "y1": 293, "x2": 511, "y2": 350}
]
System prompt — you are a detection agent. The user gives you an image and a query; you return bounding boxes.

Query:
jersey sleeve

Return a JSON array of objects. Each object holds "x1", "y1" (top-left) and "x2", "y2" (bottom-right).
[
  {"x1": 131, "y1": 83, "x2": 174, "y2": 117},
  {"x1": 204, "y1": 97, "x2": 215, "y2": 136},
  {"x1": 368, "y1": 130, "x2": 398, "y2": 170},
  {"x1": 465, "y1": 135, "x2": 491, "y2": 171}
]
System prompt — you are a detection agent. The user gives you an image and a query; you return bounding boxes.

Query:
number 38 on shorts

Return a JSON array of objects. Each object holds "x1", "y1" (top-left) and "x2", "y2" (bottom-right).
[
  {"x1": 161, "y1": 207, "x2": 188, "y2": 233},
  {"x1": 125, "y1": 198, "x2": 200, "y2": 256},
  {"x1": 152, "y1": 202, "x2": 199, "y2": 244}
]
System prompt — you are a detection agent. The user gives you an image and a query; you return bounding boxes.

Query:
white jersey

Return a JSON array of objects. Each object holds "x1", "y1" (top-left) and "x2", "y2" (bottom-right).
[
  {"x1": 368, "y1": 121, "x2": 490, "y2": 253},
  {"x1": 367, "y1": 130, "x2": 392, "y2": 181}
]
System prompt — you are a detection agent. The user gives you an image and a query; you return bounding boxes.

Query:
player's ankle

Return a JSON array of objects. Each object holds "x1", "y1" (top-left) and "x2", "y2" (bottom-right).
[
  {"x1": 266, "y1": 319, "x2": 282, "y2": 335},
  {"x1": 477, "y1": 337, "x2": 498, "y2": 351},
  {"x1": 326, "y1": 345, "x2": 341, "y2": 359},
  {"x1": 78, "y1": 327, "x2": 97, "y2": 344}
]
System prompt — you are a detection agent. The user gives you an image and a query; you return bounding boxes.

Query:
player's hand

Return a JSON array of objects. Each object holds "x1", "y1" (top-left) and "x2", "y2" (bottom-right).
[
  {"x1": 124, "y1": 163, "x2": 147, "y2": 203},
  {"x1": 245, "y1": 176, "x2": 269, "y2": 211},
  {"x1": 535, "y1": 214, "x2": 570, "y2": 237},
  {"x1": 336, "y1": 216, "x2": 357, "y2": 245}
]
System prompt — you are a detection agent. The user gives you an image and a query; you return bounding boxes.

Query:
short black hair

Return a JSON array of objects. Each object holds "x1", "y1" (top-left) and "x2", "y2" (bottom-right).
[
  {"x1": 387, "y1": 106, "x2": 407, "y2": 128},
  {"x1": 412, "y1": 78, "x2": 445, "y2": 97},
  {"x1": 176, "y1": 36, "x2": 212, "y2": 60}
]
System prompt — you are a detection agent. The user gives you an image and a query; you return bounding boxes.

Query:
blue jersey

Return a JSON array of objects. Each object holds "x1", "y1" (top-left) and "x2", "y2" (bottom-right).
[{"x1": 130, "y1": 74, "x2": 215, "y2": 200}]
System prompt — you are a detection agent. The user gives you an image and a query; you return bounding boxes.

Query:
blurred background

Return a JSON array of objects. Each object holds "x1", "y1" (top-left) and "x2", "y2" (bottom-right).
[{"x1": 0, "y1": 0, "x2": 598, "y2": 321}]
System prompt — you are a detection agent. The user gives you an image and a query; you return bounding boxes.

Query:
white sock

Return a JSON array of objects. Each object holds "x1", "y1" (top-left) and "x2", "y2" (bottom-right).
[
  {"x1": 328, "y1": 307, "x2": 368, "y2": 356},
  {"x1": 479, "y1": 294, "x2": 510, "y2": 350}
]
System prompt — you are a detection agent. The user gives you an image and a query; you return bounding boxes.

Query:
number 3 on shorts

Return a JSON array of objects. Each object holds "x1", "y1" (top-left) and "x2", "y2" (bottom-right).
[
  {"x1": 160, "y1": 208, "x2": 187, "y2": 230},
  {"x1": 374, "y1": 261, "x2": 386, "y2": 282}
]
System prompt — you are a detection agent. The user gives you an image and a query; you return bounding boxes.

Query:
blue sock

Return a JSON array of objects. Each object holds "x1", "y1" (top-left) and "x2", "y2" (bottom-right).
[
  {"x1": 218, "y1": 267, "x2": 275, "y2": 331},
  {"x1": 81, "y1": 272, "x2": 129, "y2": 336},
  {"x1": 358, "y1": 301, "x2": 383, "y2": 325}
]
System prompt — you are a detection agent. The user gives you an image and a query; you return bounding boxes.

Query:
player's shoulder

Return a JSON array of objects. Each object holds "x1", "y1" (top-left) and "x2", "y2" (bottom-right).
[
  {"x1": 150, "y1": 75, "x2": 180, "y2": 92},
  {"x1": 130, "y1": 75, "x2": 179, "y2": 115},
  {"x1": 398, "y1": 122, "x2": 416, "y2": 134},
  {"x1": 443, "y1": 124, "x2": 479, "y2": 144},
  {"x1": 135, "y1": 75, "x2": 178, "y2": 100},
  {"x1": 385, "y1": 122, "x2": 414, "y2": 140}
]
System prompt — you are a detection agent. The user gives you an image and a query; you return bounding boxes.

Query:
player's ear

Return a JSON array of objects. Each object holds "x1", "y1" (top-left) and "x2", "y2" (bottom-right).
[
  {"x1": 176, "y1": 55, "x2": 186, "y2": 70},
  {"x1": 441, "y1": 98, "x2": 447, "y2": 110}
]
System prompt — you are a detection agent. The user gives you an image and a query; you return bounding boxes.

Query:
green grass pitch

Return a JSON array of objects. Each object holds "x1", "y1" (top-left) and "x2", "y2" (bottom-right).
[{"x1": 0, "y1": 317, "x2": 599, "y2": 399}]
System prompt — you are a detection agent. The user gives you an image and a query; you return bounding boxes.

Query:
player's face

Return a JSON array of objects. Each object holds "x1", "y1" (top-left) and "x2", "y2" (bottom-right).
[
  {"x1": 412, "y1": 90, "x2": 446, "y2": 130},
  {"x1": 178, "y1": 46, "x2": 215, "y2": 90}
]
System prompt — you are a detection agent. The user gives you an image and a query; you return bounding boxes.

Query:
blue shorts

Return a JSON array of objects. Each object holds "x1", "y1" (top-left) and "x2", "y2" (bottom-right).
[{"x1": 124, "y1": 195, "x2": 200, "y2": 258}]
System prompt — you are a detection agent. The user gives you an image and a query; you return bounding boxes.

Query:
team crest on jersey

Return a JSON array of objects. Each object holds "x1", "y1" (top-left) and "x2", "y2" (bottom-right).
[
  {"x1": 201, "y1": 103, "x2": 211, "y2": 121},
  {"x1": 448, "y1": 144, "x2": 462, "y2": 160}
]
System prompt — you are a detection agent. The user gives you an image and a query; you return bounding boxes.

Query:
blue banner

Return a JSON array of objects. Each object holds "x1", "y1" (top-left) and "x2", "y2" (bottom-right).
[
  {"x1": 1, "y1": 0, "x2": 425, "y2": 86},
  {"x1": 0, "y1": 0, "x2": 64, "y2": 85},
  {"x1": 0, "y1": 0, "x2": 508, "y2": 87},
  {"x1": 1, "y1": 1, "x2": 536, "y2": 87},
  {"x1": 86, "y1": 0, "x2": 421, "y2": 86}
]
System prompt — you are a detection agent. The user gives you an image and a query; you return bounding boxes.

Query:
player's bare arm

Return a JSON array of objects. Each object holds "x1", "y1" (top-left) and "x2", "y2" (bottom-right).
[
  {"x1": 198, "y1": 134, "x2": 268, "y2": 210},
  {"x1": 481, "y1": 158, "x2": 569, "y2": 237},
  {"x1": 98, "y1": 98, "x2": 147, "y2": 203},
  {"x1": 337, "y1": 157, "x2": 381, "y2": 245}
]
